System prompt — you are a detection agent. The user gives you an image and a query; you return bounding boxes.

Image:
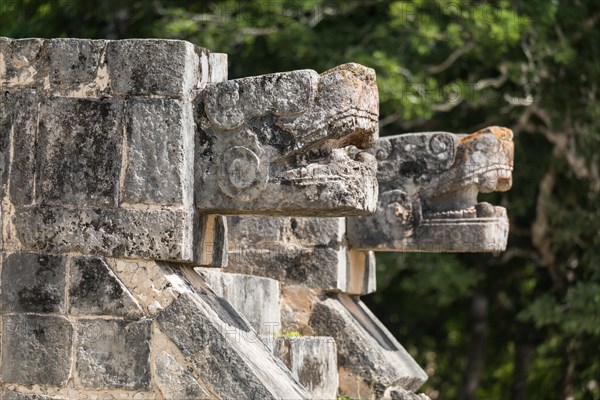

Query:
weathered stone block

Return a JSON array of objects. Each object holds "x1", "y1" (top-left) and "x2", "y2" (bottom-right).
[
  {"x1": 154, "y1": 351, "x2": 210, "y2": 400},
  {"x1": 47, "y1": 38, "x2": 106, "y2": 92},
  {"x1": 76, "y1": 319, "x2": 151, "y2": 389},
  {"x1": 0, "y1": 91, "x2": 11, "y2": 199},
  {"x1": 208, "y1": 53, "x2": 228, "y2": 83},
  {"x1": 227, "y1": 216, "x2": 374, "y2": 294},
  {"x1": 12, "y1": 206, "x2": 196, "y2": 261},
  {"x1": 1, "y1": 315, "x2": 73, "y2": 385},
  {"x1": 0, "y1": 390, "x2": 63, "y2": 400},
  {"x1": 37, "y1": 97, "x2": 123, "y2": 207},
  {"x1": 1, "y1": 251, "x2": 67, "y2": 313},
  {"x1": 238, "y1": 246, "x2": 347, "y2": 289},
  {"x1": 280, "y1": 286, "x2": 320, "y2": 335},
  {"x1": 68, "y1": 256, "x2": 143, "y2": 318},
  {"x1": 156, "y1": 265, "x2": 310, "y2": 399},
  {"x1": 0, "y1": 38, "x2": 46, "y2": 90},
  {"x1": 106, "y1": 39, "x2": 199, "y2": 96},
  {"x1": 227, "y1": 216, "x2": 352, "y2": 290},
  {"x1": 197, "y1": 268, "x2": 281, "y2": 335},
  {"x1": 274, "y1": 336, "x2": 339, "y2": 400},
  {"x1": 122, "y1": 98, "x2": 193, "y2": 207},
  {"x1": 1, "y1": 90, "x2": 38, "y2": 205},
  {"x1": 345, "y1": 250, "x2": 377, "y2": 295},
  {"x1": 309, "y1": 294, "x2": 428, "y2": 398}
]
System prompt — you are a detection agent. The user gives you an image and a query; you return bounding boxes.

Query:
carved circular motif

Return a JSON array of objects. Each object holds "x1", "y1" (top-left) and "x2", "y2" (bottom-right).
[
  {"x1": 385, "y1": 201, "x2": 412, "y2": 225},
  {"x1": 373, "y1": 140, "x2": 392, "y2": 160},
  {"x1": 429, "y1": 134, "x2": 453, "y2": 156},
  {"x1": 218, "y1": 146, "x2": 268, "y2": 201},
  {"x1": 227, "y1": 158, "x2": 257, "y2": 189}
]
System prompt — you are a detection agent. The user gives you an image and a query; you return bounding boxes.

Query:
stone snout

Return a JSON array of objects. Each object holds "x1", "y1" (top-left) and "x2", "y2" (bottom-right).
[
  {"x1": 347, "y1": 126, "x2": 514, "y2": 252},
  {"x1": 195, "y1": 63, "x2": 380, "y2": 217}
]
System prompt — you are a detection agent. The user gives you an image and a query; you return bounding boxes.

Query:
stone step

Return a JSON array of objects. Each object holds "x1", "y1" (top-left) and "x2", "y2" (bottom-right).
[
  {"x1": 273, "y1": 336, "x2": 339, "y2": 400},
  {"x1": 195, "y1": 268, "x2": 282, "y2": 336},
  {"x1": 309, "y1": 294, "x2": 428, "y2": 399},
  {"x1": 156, "y1": 264, "x2": 310, "y2": 399}
]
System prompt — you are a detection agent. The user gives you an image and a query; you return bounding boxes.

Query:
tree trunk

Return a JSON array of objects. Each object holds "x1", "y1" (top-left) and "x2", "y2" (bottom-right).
[
  {"x1": 563, "y1": 341, "x2": 578, "y2": 399},
  {"x1": 459, "y1": 294, "x2": 488, "y2": 400},
  {"x1": 511, "y1": 342, "x2": 535, "y2": 400}
]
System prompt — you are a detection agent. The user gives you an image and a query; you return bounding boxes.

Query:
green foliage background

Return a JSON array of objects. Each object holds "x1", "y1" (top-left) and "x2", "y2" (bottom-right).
[{"x1": 2, "y1": 1, "x2": 599, "y2": 398}]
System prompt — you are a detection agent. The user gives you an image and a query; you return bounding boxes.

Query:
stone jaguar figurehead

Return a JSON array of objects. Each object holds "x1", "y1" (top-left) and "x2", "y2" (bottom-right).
[
  {"x1": 347, "y1": 126, "x2": 514, "y2": 252},
  {"x1": 195, "y1": 63, "x2": 379, "y2": 216}
]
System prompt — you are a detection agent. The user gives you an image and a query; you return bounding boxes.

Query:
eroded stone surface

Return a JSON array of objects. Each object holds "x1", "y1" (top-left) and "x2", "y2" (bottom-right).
[
  {"x1": 197, "y1": 268, "x2": 281, "y2": 336},
  {"x1": 227, "y1": 216, "x2": 346, "y2": 289},
  {"x1": 384, "y1": 387, "x2": 432, "y2": 400},
  {"x1": 309, "y1": 294, "x2": 427, "y2": 398},
  {"x1": 0, "y1": 38, "x2": 46, "y2": 90},
  {"x1": 0, "y1": 37, "x2": 451, "y2": 400},
  {"x1": 1, "y1": 315, "x2": 73, "y2": 386},
  {"x1": 12, "y1": 206, "x2": 196, "y2": 261},
  {"x1": 106, "y1": 39, "x2": 200, "y2": 96},
  {"x1": 1, "y1": 252, "x2": 67, "y2": 313},
  {"x1": 347, "y1": 126, "x2": 514, "y2": 252},
  {"x1": 280, "y1": 286, "x2": 320, "y2": 335},
  {"x1": 0, "y1": 390, "x2": 63, "y2": 400},
  {"x1": 109, "y1": 258, "x2": 180, "y2": 316},
  {"x1": 154, "y1": 351, "x2": 210, "y2": 400},
  {"x1": 68, "y1": 256, "x2": 143, "y2": 318},
  {"x1": 47, "y1": 39, "x2": 107, "y2": 92},
  {"x1": 3, "y1": 38, "x2": 381, "y2": 269},
  {"x1": 76, "y1": 319, "x2": 151, "y2": 389},
  {"x1": 274, "y1": 336, "x2": 339, "y2": 399},
  {"x1": 2, "y1": 90, "x2": 38, "y2": 205},
  {"x1": 156, "y1": 265, "x2": 310, "y2": 400},
  {"x1": 227, "y1": 216, "x2": 376, "y2": 295},
  {"x1": 37, "y1": 97, "x2": 123, "y2": 207},
  {"x1": 123, "y1": 98, "x2": 193, "y2": 207}
]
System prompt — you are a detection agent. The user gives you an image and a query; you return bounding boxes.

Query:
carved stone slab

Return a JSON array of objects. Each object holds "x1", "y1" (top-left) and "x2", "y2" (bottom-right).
[
  {"x1": 348, "y1": 126, "x2": 514, "y2": 252},
  {"x1": 226, "y1": 215, "x2": 376, "y2": 294},
  {"x1": 195, "y1": 63, "x2": 379, "y2": 216}
]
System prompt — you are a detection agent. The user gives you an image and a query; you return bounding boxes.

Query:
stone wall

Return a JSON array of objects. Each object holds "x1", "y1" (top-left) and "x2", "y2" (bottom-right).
[
  {"x1": 1, "y1": 37, "x2": 512, "y2": 400},
  {"x1": 0, "y1": 37, "x2": 313, "y2": 400}
]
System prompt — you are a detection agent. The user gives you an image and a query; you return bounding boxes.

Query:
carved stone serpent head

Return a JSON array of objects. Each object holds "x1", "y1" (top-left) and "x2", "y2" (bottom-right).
[
  {"x1": 195, "y1": 63, "x2": 379, "y2": 216},
  {"x1": 347, "y1": 126, "x2": 514, "y2": 252}
]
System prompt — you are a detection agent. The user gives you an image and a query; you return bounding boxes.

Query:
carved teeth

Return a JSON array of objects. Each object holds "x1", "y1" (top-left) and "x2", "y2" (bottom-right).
[{"x1": 426, "y1": 206, "x2": 478, "y2": 219}]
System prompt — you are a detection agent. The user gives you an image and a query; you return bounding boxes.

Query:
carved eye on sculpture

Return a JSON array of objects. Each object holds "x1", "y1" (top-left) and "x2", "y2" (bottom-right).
[
  {"x1": 218, "y1": 146, "x2": 268, "y2": 201},
  {"x1": 204, "y1": 81, "x2": 245, "y2": 130},
  {"x1": 429, "y1": 134, "x2": 453, "y2": 159}
]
